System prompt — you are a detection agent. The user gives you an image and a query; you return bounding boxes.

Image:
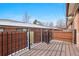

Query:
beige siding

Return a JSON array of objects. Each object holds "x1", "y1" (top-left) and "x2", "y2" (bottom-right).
[
  {"x1": 73, "y1": 13, "x2": 79, "y2": 44},
  {"x1": 68, "y1": 25, "x2": 72, "y2": 30}
]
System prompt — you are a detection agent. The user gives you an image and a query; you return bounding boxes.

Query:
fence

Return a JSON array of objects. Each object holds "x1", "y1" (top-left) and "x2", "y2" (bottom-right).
[
  {"x1": 0, "y1": 29, "x2": 73, "y2": 56},
  {"x1": 52, "y1": 31, "x2": 73, "y2": 42},
  {"x1": 0, "y1": 32, "x2": 27, "y2": 56},
  {"x1": 42, "y1": 30, "x2": 49, "y2": 43},
  {"x1": 34, "y1": 29, "x2": 41, "y2": 43}
]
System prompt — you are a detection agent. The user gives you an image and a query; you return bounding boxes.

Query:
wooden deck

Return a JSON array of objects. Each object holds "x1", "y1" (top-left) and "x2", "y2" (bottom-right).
[{"x1": 16, "y1": 40, "x2": 79, "y2": 56}]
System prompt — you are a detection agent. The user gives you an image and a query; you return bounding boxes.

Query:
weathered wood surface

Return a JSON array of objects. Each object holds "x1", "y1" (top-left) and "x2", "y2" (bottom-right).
[{"x1": 19, "y1": 40, "x2": 79, "y2": 56}]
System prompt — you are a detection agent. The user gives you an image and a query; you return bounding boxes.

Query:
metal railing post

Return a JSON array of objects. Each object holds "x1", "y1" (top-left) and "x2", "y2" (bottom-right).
[
  {"x1": 41, "y1": 29, "x2": 43, "y2": 42},
  {"x1": 27, "y1": 29, "x2": 30, "y2": 49}
]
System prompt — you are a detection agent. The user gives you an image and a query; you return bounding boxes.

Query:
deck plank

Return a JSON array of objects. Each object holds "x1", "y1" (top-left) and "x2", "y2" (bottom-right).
[
  {"x1": 27, "y1": 43, "x2": 44, "y2": 56},
  {"x1": 45, "y1": 42, "x2": 56, "y2": 56},
  {"x1": 49, "y1": 41, "x2": 58, "y2": 56},
  {"x1": 31, "y1": 43, "x2": 48, "y2": 56},
  {"x1": 72, "y1": 44, "x2": 79, "y2": 56},
  {"x1": 36, "y1": 42, "x2": 55, "y2": 56},
  {"x1": 18, "y1": 40, "x2": 79, "y2": 56},
  {"x1": 40, "y1": 44, "x2": 52, "y2": 56},
  {"x1": 61, "y1": 42, "x2": 66, "y2": 56},
  {"x1": 56, "y1": 42, "x2": 63, "y2": 56},
  {"x1": 65, "y1": 43, "x2": 70, "y2": 56},
  {"x1": 21, "y1": 43, "x2": 43, "y2": 56},
  {"x1": 51, "y1": 42, "x2": 60, "y2": 56},
  {"x1": 38, "y1": 43, "x2": 51, "y2": 56},
  {"x1": 69, "y1": 44, "x2": 75, "y2": 56},
  {"x1": 42, "y1": 44, "x2": 54, "y2": 56}
]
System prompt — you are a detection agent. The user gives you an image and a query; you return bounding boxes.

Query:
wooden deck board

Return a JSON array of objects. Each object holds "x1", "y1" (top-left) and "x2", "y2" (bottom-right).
[
  {"x1": 19, "y1": 40, "x2": 79, "y2": 56},
  {"x1": 27, "y1": 43, "x2": 44, "y2": 56},
  {"x1": 31, "y1": 43, "x2": 47, "y2": 56},
  {"x1": 51, "y1": 42, "x2": 60, "y2": 56},
  {"x1": 40, "y1": 44, "x2": 51, "y2": 56},
  {"x1": 65, "y1": 43, "x2": 70, "y2": 56},
  {"x1": 36, "y1": 42, "x2": 54, "y2": 56},
  {"x1": 45, "y1": 42, "x2": 56, "y2": 56},
  {"x1": 61, "y1": 42, "x2": 66, "y2": 56},
  {"x1": 56, "y1": 42, "x2": 63, "y2": 56},
  {"x1": 49, "y1": 42, "x2": 58, "y2": 56},
  {"x1": 21, "y1": 43, "x2": 43, "y2": 56},
  {"x1": 72, "y1": 44, "x2": 79, "y2": 56},
  {"x1": 36, "y1": 44, "x2": 49, "y2": 56},
  {"x1": 69, "y1": 44, "x2": 75, "y2": 56}
]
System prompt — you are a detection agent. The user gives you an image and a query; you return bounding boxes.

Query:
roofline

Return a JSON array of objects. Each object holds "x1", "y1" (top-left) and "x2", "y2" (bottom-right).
[
  {"x1": 0, "y1": 24, "x2": 52, "y2": 29},
  {"x1": 0, "y1": 19, "x2": 25, "y2": 23},
  {"x1": 0, "y1": 19, "x2": 53, "y2": 29},
  {"x1": 1, "y1": 19, "x2": 65, "y2": 30}
]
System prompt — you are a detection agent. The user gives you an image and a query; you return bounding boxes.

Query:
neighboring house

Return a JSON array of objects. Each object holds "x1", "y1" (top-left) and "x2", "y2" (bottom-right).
[
  {"x1": 0, "y1": 19, "x2": 51, "y2": 31},
  {"x1": 0, "y1": 19, "x2": 52, "y2": 43},
  {"x1": 0, "y1": 19, "x2": 54, "y2": 56},
  {"x1": 66, "y1": 3, "x2": 79, "y2": 44}
]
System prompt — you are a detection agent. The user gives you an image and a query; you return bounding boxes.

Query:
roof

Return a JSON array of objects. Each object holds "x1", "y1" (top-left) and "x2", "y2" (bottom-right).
[
  {"x1": 0, "y1": 19, "x2": 52, "y2": 29},
  {"x1": 0, "y1": 19, "x2": 24, "y2": 23}
]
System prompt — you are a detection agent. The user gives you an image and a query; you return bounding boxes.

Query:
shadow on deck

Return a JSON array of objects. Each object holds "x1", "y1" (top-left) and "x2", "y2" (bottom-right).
[{"x1": 13, "y1": 40, "x2": 79, "y2": 56}]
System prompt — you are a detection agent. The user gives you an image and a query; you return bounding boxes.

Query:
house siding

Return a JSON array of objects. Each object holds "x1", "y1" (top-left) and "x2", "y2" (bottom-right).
[{"x1": 73, "y1": 13, "x2": 79, "y2": 44}]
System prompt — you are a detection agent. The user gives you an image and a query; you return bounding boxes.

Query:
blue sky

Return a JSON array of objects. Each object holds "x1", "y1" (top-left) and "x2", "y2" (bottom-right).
[{"x1": 0, "y1": 3, "x2": 66, "y2": 25}]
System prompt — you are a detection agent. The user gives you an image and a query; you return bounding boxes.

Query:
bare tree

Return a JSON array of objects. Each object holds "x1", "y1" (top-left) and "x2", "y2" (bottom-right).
[
  {"x1": 55, "y1": 19, "x2": 66, "y2": 29},
  {"x1": 23, "y1": 12, "x2": 30, "y2": 23},
  {"x1": 48, "y1": 22, "x2": 53, "y2": 27}
]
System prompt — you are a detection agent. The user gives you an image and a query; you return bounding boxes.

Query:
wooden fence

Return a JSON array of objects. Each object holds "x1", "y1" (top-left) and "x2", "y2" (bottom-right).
[
  {"x1": 42, "y1": 30, "x2": 49, "y2": 43},
  {"x1": 34, "y1": 29, "x2": 41, "y2": 43},
  {"x1": 52, "y1": 31, "x2": 73, "y2": 42},
  {"x1": 0, "y1": 29, "x2": 73, "y2": 56},
  {"x1": 0, "y1": 32, "x2": 27, "y2": 56}
]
